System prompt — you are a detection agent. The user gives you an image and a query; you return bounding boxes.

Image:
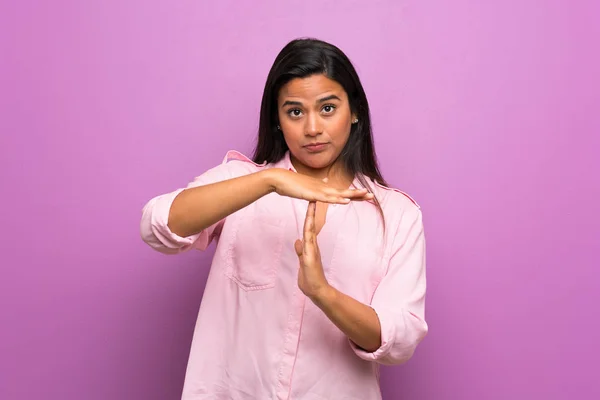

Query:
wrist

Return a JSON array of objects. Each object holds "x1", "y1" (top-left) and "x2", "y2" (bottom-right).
[
  {"x1": 259, "y1": 169, "x2": 281, "y2": 194},
  {"x1": 309, "y1": 284, "x2": 337, "y2": 308}
]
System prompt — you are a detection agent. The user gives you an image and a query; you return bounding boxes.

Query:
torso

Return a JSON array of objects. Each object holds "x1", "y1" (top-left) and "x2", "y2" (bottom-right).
[{"x1": 180, "y1": 150, "x2": 421, "y2": 400}]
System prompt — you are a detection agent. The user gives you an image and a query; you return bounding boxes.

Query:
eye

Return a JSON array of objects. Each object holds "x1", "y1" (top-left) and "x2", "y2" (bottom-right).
[
  {"x1": 322, "y1": 104, "x2": 336, "y2": 114},
  {"x1": 287, "y1": 108, "x2": 303, "y2": 118}
]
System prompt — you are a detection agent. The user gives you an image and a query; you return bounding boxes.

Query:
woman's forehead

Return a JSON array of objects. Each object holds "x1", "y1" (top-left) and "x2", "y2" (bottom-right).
[{"x1": 278, "y1": 75, "x2": 347, "y2": 103}]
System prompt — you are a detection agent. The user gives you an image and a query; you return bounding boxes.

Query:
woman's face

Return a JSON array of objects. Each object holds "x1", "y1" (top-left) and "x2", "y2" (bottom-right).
[{"x1": 277, "y1": 74, "x2": 356, "y2": 176}]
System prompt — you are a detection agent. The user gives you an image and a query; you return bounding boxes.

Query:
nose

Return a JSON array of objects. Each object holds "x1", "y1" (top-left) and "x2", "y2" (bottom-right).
[{"x1": 305, "y1": 113, "x2": 323, "y2": 137}]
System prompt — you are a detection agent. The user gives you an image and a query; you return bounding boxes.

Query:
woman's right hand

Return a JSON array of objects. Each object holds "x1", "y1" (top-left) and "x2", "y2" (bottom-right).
[{"x1": 265, "y1": 168, "x2": 374, "y2": 204}]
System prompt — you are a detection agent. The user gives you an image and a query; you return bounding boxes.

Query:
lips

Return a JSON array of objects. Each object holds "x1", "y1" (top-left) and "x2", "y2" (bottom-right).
[{"x1": 304, "y1": 142, "x2": 328, "y2": 152}]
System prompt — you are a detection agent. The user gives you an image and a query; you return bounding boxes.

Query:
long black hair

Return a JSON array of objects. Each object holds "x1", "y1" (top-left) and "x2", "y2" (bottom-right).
[{"x1": 253, "y1": 38, "x2": 388, "y2": 226}]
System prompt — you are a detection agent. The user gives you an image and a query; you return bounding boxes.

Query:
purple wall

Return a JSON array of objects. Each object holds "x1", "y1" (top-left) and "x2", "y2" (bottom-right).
[{"x1": 2, "y1": 1, "x2": 598, "y2": 399}]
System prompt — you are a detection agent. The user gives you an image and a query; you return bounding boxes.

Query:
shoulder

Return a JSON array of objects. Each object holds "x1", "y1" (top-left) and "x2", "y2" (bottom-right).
[
  {"x1": 369, "y1": 180, "x2": 425, "y2": 247},
  {"x1": 368, "y1": 179, "x2": 421, "y2": 214},
  {"x1": 367, "y1": 178, "x2": 423, "y2": 234},
  {"x1": 353, "y1": 177, "x2": 423, "y2": 237},
  {"x1": 186, "y1": 150, "x2": 265, "y2": 188},
  {"x1": 221, "y1": 150, "x2": 266, "y2": 171},
  {"x1": 207, "y1": 150, "x2": 267, "y2": 180}
]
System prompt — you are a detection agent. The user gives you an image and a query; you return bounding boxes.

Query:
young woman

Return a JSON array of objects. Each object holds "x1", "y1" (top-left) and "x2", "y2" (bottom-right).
[{"x1": 141, "y1": 38, "x2": 428, "y2": 400}]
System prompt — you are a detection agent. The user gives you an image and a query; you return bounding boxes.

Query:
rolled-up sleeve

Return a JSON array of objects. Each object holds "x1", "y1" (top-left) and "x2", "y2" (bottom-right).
[
  {"x1": 140, "y1": 186, "x2": 211, "y2": 254},
  {"x1": 351, "y1": 209, "x2": 428, "y2": 365},
  {"x1": 140, "y1": 151, "x2": 256, "y2": 254}
]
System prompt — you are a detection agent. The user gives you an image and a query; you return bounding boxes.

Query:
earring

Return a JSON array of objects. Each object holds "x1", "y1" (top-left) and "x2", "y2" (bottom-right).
[
  {"x1": 352, "y1": 118, "x2": 359, "y2": 124},
  {"x1": 277, "y1": 125, "x2": 281, "y2": 130}
]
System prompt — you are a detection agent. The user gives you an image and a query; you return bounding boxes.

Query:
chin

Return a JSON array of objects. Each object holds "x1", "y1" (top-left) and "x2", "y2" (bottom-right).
[
  {"x1": 303, "y1": 160, "x2": 329, "y2": 170},
  {"x1": 298, "y1": 152, "x2": 336, "y2": 170}
]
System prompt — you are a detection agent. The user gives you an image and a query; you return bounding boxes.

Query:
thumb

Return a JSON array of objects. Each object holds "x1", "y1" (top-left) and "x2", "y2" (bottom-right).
[{"x1": 294, "y1": 239, "x2": 303, "y2": 257}]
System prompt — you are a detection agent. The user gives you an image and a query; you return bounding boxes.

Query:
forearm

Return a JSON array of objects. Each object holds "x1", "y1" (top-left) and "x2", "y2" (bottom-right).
[
  {"x1": 311, "y1": 286, "x2": 382, "y2": 352},
  {"x1": 168, "y1": 169, "x2": 277, "y2": 237}
]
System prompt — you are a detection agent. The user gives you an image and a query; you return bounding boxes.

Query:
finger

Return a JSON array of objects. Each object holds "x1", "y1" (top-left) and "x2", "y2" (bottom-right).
[
  {"x1": 340, "y1": 191, "x2": 375, "y2": 202},
  {"x1": 305, "y1": 195, "x2": 346, "y2": 205},
  {"x1": 339, "y1": 188, "x2": 370, "y2": 198},
  {"x1": 305, "y1": 201, "x2": 316, "y2": 238},
  {"x1": 319, "y1": 195, "x2": 351, "y2": 204},
  {"x1": 319, "y1": 192, "x2": 373, "y2": 204},
  {"x1": 324, "y1": 195, "x2": 351, "y2": 204},
  {"x1": 353, "y1": 192, "x2": 375, "y2": 201},
  {"x1": 311, "y1": 187, "x2": 372, "y2": 204},
  {"x1": 322, "y1": 187, "x2": 354, "y2": 202},
  {"x1": 303, "y1": 202, "x2": 316, "y2": 252},
  {"x1": 294, "y1": 239, "x2": 303, "y2": 257}
]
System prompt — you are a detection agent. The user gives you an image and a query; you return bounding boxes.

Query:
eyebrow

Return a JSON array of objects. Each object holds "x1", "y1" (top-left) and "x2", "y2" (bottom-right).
[
  {"x1": 281, "y1": 94, "x2": 342, "y2": 108},
  {"x1": 317, "y1": 94, "x2": 341, "y2": 103}
]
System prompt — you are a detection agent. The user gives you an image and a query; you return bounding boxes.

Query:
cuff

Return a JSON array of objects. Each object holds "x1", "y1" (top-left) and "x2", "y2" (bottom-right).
[
  {"x1": 349, "y1": 306, "x2": 396, "y2": 362},
  {"x1": 149, "y1": 189, "x2": 208, "y2": 252}
]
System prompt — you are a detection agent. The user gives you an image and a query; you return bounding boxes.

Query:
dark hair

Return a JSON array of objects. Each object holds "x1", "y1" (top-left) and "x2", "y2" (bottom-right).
[{"x1": 253, "y1": 38, "x2": 388, "y2": 228}]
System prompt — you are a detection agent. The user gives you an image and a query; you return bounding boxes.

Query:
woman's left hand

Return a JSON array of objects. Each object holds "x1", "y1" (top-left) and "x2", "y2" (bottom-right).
[{"x1": 295, "y1": 201, "x2": 331, "y2": 300}]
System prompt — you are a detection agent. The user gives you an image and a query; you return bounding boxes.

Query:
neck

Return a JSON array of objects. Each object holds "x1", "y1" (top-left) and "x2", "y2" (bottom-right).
[{"x1": 291, "y1": 154, "x2": 354, "y2": 189}]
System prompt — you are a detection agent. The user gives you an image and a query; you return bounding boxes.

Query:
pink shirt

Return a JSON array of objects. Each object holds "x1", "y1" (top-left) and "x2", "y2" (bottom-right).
[{"x1": 140, "y1": 150, "x2": 428, "y2": 400}]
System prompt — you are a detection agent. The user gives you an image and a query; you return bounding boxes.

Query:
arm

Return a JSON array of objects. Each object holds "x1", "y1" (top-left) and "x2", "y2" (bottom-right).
[
  {"x1": 297, "y1": 202, "x2": 428, "y2": 364},
  {"x1": 295, "y1": 202, "x2": 381, "y2": 351},
  {"x1": 311, "y1": 286, "x2": 382, "y2": 352},
  {"x1": 141, "y1": 160, "x2": 372, "y2": 254},
  {"x1": 348, "y1": 208, "x2": 428, "y2": 365},
  {"x1": 168, "y1": 170, "x2": 275, "y2": 238},
  {"x1": 171, "y1": 168, "x2": 376, "y2": 238},
  {"x1": 140, "y1": 161, "x2": 275, "y2": 254}
]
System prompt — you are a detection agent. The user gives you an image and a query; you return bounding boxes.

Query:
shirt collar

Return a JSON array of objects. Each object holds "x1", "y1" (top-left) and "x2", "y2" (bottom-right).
[{"x1": 272, "y1": 150, "x2": 296, "y2": 172}]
